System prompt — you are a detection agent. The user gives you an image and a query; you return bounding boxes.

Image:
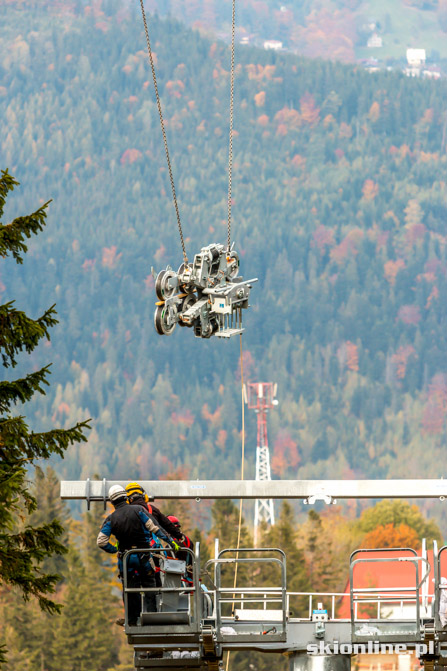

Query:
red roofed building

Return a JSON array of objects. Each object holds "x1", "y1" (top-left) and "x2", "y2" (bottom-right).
[
  {"x1": 337, "y1": 549, "x2": 435, "y2": 671},
  {"x1": 338, "y1": 549, "x2": 434, "y2": 620}
]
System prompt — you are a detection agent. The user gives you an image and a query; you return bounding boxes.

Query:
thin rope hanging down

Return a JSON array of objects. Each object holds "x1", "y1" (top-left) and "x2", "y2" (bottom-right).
[
  {"x1": 138, "y1": 0, "x2": 188, "y2": 267},
  {"x1": 225, "y1": 333, "x2": 245, "y2": 671}
]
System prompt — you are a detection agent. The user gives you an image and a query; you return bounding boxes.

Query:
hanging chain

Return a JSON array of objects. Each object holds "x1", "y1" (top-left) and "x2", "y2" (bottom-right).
[
  {"x1": 226, "y1": 0, "x2": 236, "y2": 253},
  {"x1": 139, "y1": 0, "x2": 188, "y2": 266}
]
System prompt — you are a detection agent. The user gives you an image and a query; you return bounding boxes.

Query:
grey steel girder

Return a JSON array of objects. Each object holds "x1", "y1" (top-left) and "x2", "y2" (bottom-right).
[
  {"x1": 60, "y1": 479, "x2": 447, "y2": 503},
  {"x1": 127, "y1": 620, "x2": 439, "y2": 654}
]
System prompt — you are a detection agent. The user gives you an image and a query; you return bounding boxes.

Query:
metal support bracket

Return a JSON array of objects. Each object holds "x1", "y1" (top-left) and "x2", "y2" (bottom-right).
[
  {"x1": 304, "y1": 495, "x2": 336, "y2": 505},
  {"x1": 314, "y1": 622, "x2": 326, "y2": 639}
]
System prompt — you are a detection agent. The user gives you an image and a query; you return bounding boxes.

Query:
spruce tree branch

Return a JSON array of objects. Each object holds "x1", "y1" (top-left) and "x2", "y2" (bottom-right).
[
  {"x1": 0, "y1": 169, "x2": 19, "y2": 221},
  {"x1": 0, "y1": 464, "x2": 37, "y2": 529},
  {"x1": 0, "y1": 644, "x2": 7, "y2": 665},
  {"x1": 0, "y1": 366, "x2": 51, "y2": 413},
  {"x1": 0, "y1": 417, "x2": 91, "y2": 461},
  {"x1": 0, "y1": 302, "x2": 58, "y2": 368},
  {"x1": 0, "y1": 198, "x2": 52, "y2": 264},
  {"x1": 0, "y1": 521, "x2": 66, "y2": 614}
]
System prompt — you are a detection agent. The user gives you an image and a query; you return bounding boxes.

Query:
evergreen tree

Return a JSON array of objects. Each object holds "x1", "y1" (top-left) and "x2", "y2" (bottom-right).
[
  {"x1": 0, "y1": 502, "x2": 121, "y2": 671},
  {"x1": 51, "y1": 548, "x2": 118, "y2": 671},
  {"x1": 209, "y1": 499, "x2": 253, "y2": 587},
  {"x1": 28, "y1": 466, "x2": 72, "y2": 578},
  {"x1": 299, "y1": 509, "x2": 345, "y2": 594},
  {"x1": 262, "y1": 503, "x2": 309, "y2": 607},
  {"x1": 209, "y1": 499, "x2": 252, "y2": 550},
  {"x1": 79, "y1": 501, "x2": 122, "y2": 621},
  {"x1": 0, "y1": 588, "x2": 44, "y2": 671},
  {"x1": 0, "y1": 170, "x2": 89, "y2": 662}
]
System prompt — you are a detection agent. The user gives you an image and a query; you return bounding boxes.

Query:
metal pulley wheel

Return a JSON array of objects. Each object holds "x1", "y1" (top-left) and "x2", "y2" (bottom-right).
[
  {"x1": 227, "y1": 250, "x2": 239, "y2": 279},
  {"x1": 177, "y1": 262, "x2": 194, "y2": 293},
  {"x1": 155, "y1": 269, "x2": 176, "y2": 301},
  {"x1": 200, "y1": 317, "x2": 219, "y2": 339},
  {"x1": 154, "y1": 304, "x2": 177, "y2": 335},
  {"x1": 178, "y1": 293, "x2": 196, "y2": 327}
]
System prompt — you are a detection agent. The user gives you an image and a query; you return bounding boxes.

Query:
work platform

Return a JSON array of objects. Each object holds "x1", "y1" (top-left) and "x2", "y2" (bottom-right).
[
  {"x1": 121, "y1": 542, "x2": 447, "y2": 671},
  {"x1": 60, "y1": 479, "x2": 447, "y2": 671}
]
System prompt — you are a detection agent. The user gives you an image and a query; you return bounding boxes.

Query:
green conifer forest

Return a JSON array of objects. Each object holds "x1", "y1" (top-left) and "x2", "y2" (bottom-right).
[
  {"x1": 2, "y1": 2, "x2": 447, "y2": 506},
  {"x1": 1, "y1": 1, "x2": 447, "y2": 663}
]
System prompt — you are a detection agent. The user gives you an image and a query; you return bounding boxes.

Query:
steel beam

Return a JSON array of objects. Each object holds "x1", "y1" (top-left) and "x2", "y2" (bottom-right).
[{"x1": 60, "y1": 479, "x2": 447, "y2": 502}]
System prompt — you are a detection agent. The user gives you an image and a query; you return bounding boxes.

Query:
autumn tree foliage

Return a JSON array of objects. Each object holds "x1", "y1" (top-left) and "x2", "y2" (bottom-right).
[
  {"x1": 422, "y1": 374, "x2": 447, "y2": 435},
  {"x1": 391, "y1": 345, "x2": 417, "y2": 380},
  {"x1": 362, "y1": 523, "x2": 421, "y2": 550},
  {"x1": 337, "y1": 341, "x2": 359, "y2": 372},
  {"x1": 311, "y1": 225, "x2": 335, "y2": 255},
  {"x1": 362, "y1": 179, "x2": 379, "y2": 201},
  {"x1": 357, "y1": 500, "x2": 442, "y2": 545},
  {"x1": 271, "y1": 429, "x2": 300, "y2": 476},
  {"x1": 384, "y1": 259, "x2": 406, "y2": 286}
]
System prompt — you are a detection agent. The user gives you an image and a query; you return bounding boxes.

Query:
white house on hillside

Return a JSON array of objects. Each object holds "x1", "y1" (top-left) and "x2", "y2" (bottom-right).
[
  {"x1": 264, "y1": 40, "x2": 283, "y2": 51},
  {"x1": 405, "y1": 48, "x2": 426, "y2": 76},
  {"x1": 407, "y1": 48, "x2": 426, "y2": 66},
  {"x1": 367, "y1": 33, "x2": 383, "y2": 48}
]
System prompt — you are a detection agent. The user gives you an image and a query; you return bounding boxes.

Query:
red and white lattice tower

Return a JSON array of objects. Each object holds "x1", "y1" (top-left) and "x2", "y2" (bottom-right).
[{"x1": 244, "y1": 382, "x2": 278, "y2": 546}]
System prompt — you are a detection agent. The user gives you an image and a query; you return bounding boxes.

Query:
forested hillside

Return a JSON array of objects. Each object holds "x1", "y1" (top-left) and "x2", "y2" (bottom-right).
[
  {"x1": 148, "y1": 0, "x2": 447, "y2": 63},
  {"x1": 2, "y1": 2, "x2": 447, "y2": 525}
]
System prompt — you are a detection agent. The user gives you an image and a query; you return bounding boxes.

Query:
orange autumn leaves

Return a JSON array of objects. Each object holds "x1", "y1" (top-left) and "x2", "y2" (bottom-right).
[
  {"x1": 363, "y1": 523, "x2": 420, "y2": 550},
  {"x1": 271, "y1": 429, "x2": 300, "y2": 477},
  {"x1": 422, "y1": 374, "x2": 447, "y2": 435},
  {"x1": 391, "y1": 346, "x2": 417, "y2": 380},
  {"x1": 274, "y1": 94, "x2": 320, "y2": 135},
  {"x1": 384, "y1": 259, "x2": 405, "y2": 286},
  {"x1": 362, "y1": 179, "x2": 379, "y2": 201},
  {"x1": 254, "y1": 91, "x2": 320, "y2": 133},
  {"x1": 254, "y1": 91, "x2": 265, "y2": 107}
]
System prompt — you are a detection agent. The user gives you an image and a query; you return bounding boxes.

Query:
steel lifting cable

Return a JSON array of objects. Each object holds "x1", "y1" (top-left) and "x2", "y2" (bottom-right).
[
  {"x1": 225, "y1": 333, "x2": 245, "y2": 671},
  {"x1": 226, "y1": 0, "x2": 236, "y2": 253},
  {"x1": 138, "y1": 0, "x2": 188, "y2": 267}
]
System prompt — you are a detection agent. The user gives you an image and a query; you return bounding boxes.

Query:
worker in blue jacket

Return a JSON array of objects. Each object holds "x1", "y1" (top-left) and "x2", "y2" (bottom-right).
[{"x1": 97, "y1": 485, "x2": 179, "y2": 626}]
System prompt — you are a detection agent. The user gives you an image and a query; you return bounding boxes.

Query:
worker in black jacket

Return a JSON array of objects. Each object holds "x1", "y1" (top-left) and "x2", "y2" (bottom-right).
[
  {"x1": 97, "y1": 485, "x2": 179, "y2": 626},
  {"x1": 125, "y1": 482, "x2": 181, "y2": 538},
  {"x1": 126, "y1": 482, "x2": 182, "y2": 587}
]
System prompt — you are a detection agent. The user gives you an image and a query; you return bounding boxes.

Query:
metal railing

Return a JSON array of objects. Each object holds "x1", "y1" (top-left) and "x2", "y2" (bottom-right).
[
  {"x1": 349, "y1": 548, "x2": 431, "y2": 641},
  {"x1": 352, "y1": 593, "x2": 434, "y2": 619},
  {"x1": 284, "y1": 590, "x2": 436, "y2": 622},
  {"x1": 122, "y1": 543, "x2": 201, "y2": 631},
  {"x1": 286, "y1": 591, "x2": 347, "y2": 620},
  {"x1": 350, "y1": 547, "x2": 418, "y2": 563},
  {"x1": 204, "y1": 548, "x2": 287, "y2": 640},
  {"x1": 434, "y1": 540, "x2": 447, "y2": 634}
]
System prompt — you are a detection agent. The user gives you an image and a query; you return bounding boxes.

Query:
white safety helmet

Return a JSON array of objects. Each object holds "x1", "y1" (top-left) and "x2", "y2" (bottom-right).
[{"x1": 108, "y1": 485, "x2": 127, "y2": 503}]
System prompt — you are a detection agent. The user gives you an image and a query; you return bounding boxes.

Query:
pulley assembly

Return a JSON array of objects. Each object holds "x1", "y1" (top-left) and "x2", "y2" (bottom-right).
[
  {"x1": 153, "y1": 243, "x2": 257, "y2": 339},
  {"x1": 139, "y1": 0, "x2": 255, "y2": 340}
]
